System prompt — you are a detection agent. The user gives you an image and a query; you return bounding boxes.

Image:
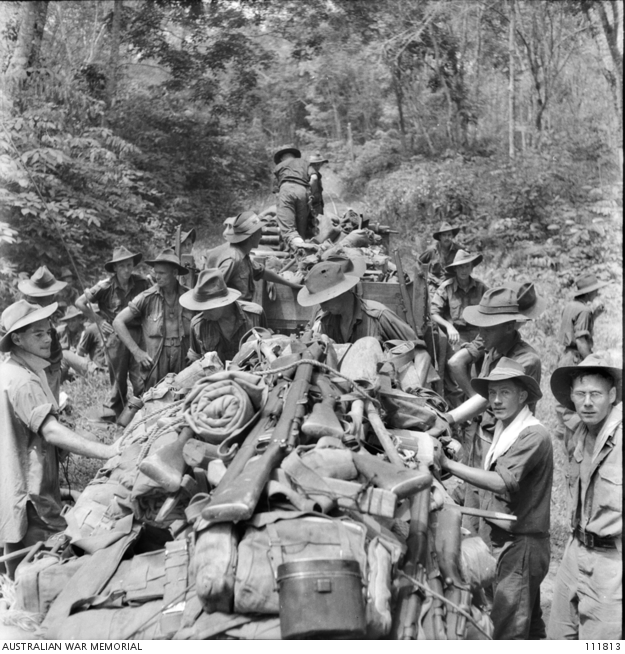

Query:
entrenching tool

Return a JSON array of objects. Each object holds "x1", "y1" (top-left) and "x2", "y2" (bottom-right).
[{"x1": 301, "y1": 374, "x2": 344, "y2": 441}]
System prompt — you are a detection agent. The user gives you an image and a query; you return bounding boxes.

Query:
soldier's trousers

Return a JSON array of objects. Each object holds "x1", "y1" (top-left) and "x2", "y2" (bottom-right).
[
  {"x1": 548, "y1": 536, "x2": 622, "y2": 640},
  {"x1": 104, "y1": 331, "x2": 144, "y2": 417}
]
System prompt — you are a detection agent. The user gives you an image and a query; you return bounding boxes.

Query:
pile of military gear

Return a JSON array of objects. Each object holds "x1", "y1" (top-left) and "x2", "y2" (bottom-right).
[{"x1": 11, "y1": 332, "x2": 496, "y2": 640}]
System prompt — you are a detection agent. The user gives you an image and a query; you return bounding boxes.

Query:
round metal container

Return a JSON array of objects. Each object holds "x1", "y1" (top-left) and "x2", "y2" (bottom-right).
[{"x1": 277, "y1": 558, "x2": 366, "y2": 640}]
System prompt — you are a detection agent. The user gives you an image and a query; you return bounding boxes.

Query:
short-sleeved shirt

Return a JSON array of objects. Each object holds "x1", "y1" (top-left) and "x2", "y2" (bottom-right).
[
  {"x1": 558, "y1": 299, "x2": 594, "y2": 351},
  {"x1": 127, "y1": 283, "x2": 194, "y2": 364},
  {"x1": 311, "y1": 296, "x2": 417, "y2": 344},
  {"x1": 482, "y1": 422, "x2": 553, "y2": 536},
  {"x1": 188, "y1": 301, "x2": 266, "y2": 364},
  {"x1": 85, "y1": 273, "x2": 150, "y2": 325},
  {"x1": 0, "y1": 349, "x2": 65, "y2": 543},
  {"x1": 567, "y1": 402, "x2": 622, "y2": 539},
  {"x1": 77, "y1": 323, "x2": 107, "y2": 367},
  {"x1": 309, "y1": 169, "x2": 324, "y2": 212},
  {"x1": 273, "y1": 158, "x2": 310, "y2": 190},
  {"x1": 204, "y1": 242, "x2": 265, "y2": 302},
  {"x1": 431, "y1": 277, "x2": 488, "y2": 329}
]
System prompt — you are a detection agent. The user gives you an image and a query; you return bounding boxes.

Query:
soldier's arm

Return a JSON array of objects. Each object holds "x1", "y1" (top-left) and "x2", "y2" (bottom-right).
[
  {"x1": 575, "y1": 336, "x2": 592, "y2": 358},
  {"x1": 113, "y1": 307, "x2": 152, "y2": 369},
  {"x1": 40, "y1": 415, "x2": 116, "y2": 459},
  {"x1": 262, "y1": 267, "x2": 302, "y2": 290},
  {"x1": 448, "y1": 348, "x2": 476, "y2": 396},
  {"x1": 76, "y1": 293, "x2": 114, "y2": 335}
]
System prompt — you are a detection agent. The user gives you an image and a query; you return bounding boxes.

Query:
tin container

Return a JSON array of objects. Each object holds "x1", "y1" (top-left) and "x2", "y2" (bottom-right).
[
  {"x1": 116, "y1": 396, "x2": 144, "y2": 427},
  {"x1": 277, "y1": 559, "x2": 366, "y2": 639}
]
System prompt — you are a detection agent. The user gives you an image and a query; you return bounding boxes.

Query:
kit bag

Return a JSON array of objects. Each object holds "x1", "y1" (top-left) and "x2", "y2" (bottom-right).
[
  {"x1": 378, "y1": 388, "x2": 438, "y2": 430},
  {"x1": 234, "y1": 511, "x2": 367, "y2": 615}
]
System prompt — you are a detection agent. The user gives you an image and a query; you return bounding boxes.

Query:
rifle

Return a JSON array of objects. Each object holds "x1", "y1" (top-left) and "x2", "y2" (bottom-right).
[
  {"x1": 393, "y1": 248, "x2": 417, "y2": 332},
  {"x1": 201, "y1": 341, "x2": 325, "y2": 523},
  {"x1": 301, "y1": 374, "x2": 343, "y2": 441}
]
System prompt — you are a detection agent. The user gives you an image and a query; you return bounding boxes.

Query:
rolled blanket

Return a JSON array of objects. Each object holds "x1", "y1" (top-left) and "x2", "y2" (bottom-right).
[{"x1": 184, "y1": 371, "x2": 268, "y2": 445}]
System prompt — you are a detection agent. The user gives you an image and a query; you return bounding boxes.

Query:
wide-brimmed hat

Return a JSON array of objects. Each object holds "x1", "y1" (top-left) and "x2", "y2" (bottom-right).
[
  {"x1": 223, "y1": 211, "x2": 263, "y2": 244},
  {"x1": 471, "y1": 357, "x2": 542, "y2": 403},
  {"x1": 445, "y1": 249, "x2": 483, "y2": 273},
  {"x1": 572, "y1": 273, "x2": 609, "y2": 297},
  {"x1": 179, "y1": 269, "x2": 241, "y2": 311},
  {"x1": 59, "y1": 306, "x2": 85, "y2": 322},
  {"x1": 0, "y1": 300, "x2": 58, "y2": 352},
  {"x1": 145, "y1": 248, "x2": 188, "y2": 275},
  {"x1": 273, "y1": 145, "x2": 301, "y2": 165},
  {"x1": 60, "y1": 267, "x2": 74, "y2": 280},
  {"x1": 180, "y1": 228, "x2": 196, "y2": 245},
  {"x1": 297, "y1": 261, "x2": 360, "y2": 307},
  {"x1": 433, "y1": 221, "x2": 460, "y2": 240},
  {"x1": 463, "y1": 287, "x2": 529, "y2": 327},
  {"x1": 550, "y1": 351, "x2": 622, "y2": 411},
  {"x1": 104, "y1": 246, "x2": 143, "y2": 272},
  {"x1": 309, "y1": 151, "x2": 329, "y2": 165},
  {"x1": 17, "y1": 266, "x2": 67, "y2": 298},
  {"x1": 503, "y1": 281, "x2": 547, "y2": 320},
  {"x1": 322, "y1": 253, "x2": 366, "y2": 277}
]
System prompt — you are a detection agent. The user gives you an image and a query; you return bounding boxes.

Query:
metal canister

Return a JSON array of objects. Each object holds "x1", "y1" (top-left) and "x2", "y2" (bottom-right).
[
  {"x1": 116, "y1": 396, "x2": 144, "y2": 427},
  {"x1": 277, "y1": 559, "x2": 366, "y2": 639}
]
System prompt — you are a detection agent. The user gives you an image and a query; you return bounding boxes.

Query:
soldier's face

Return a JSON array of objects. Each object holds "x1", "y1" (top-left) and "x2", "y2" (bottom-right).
[
  {"x1": 439, "y1": 233, "x2": 453, "y2": 248},
  {"x1": 320, "y1": 292, "x2": 349, "y2": 315},
  {"x1": 181, "y1": 240, "x2": 194, "y2": 255},
  {"x1": 114, "y1": 260, "x2": 134, "y2": 283},
  {"x1": 12, "y1": 319, "x2": 52, "y2": 358},
  {"x1": 153, "y1": 264, "x2": 178, "y2": 287},
  {"x1": 479, "y1": 322, "x2": 513, "y2": 351},
  {"x1": 67, "y1": 317, "x2": 84, "y2": 334},
  {"x1": 487, "y1": 379, "x2": 528, "y2": 427},
  {"x1": 570, "y1": 374, "x2": 616, "y2": 428},
  {"x1": 454, "y1": 263, "x2": 472, "y2": 282}
]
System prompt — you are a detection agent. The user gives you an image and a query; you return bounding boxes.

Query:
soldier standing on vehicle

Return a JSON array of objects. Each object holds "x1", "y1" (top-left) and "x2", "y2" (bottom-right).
[
  {"x1": 308, "y1": 151, "x2": 328, "y2": 218},
  {"x1": 18, "y1": 266, "x2": 68, "y2": 402},
  {"x1": 182, "y1": 268, "x2": 266, "y2": 365},
  {"x1": 548, "y1": 352, "x2": 622, "y2": 640},
  {"x1": 437, "y1": 358, "x2": 552, "y2": 640},
  {"x1": 204, "y1": 211, "x2": 302, "y2": 302},
  {"x1": 113, "y1": 248, "x2": 193, "y2": 391},
  {"x1": 76, "y1": 246, "x2": 149, "y2": 421},
  {"x1": 431, "y1": 250, "x2": 488, "y2": 407},
  {"x1": 272, "y1": 145, "x2": 319, "y2": 252},
  {"x1": 418, "y1": 221, "x2": 463, "y2": 290},
  {"x1": 0, "y1": 300, "x2": 117, "y2": 578},
  {"x1": 298, "y1": 260, "x2": 416, "y2": 344}
]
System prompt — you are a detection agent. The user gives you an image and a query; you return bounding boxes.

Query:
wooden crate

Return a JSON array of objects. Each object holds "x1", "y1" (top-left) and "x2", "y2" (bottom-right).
[{"x1": 254, "y1": 279, "x2": 414, "y2": 335}]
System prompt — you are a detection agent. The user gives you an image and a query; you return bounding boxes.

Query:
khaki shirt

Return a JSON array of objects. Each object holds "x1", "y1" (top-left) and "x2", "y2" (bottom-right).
[
  {"x1": 85, "y1": 273, "x2": 149, "y2": 324},
  {"x1": 204, "y1": 242, "x2": 265, "y2": 302},
  {"x1": 567, "y1": 402, "x2": 622, "y2": 539},
  {"x1": 418, "y1": 241, "x2": 460, "y2": 284},
  {"x1": 0, "y1": 349, "x2": 65, "y2": 543},
  {"x1": 188, "y1": 301, "x2": 266, "y2": 364},
  {"x1": 558, "y1": 299, "x2": 594, "y2": 351},
  {"x1": 430, "y1": 276, "x2": 488, "y2": 330},
  {"x1": 311, "y1": 296, "x2": 417, "y2": 344}
]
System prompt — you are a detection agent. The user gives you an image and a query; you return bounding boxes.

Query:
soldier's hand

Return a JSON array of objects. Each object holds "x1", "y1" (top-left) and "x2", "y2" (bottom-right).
[
  {"x1": 447, "y1": 325, "x2": 460, "y2": 346},
  {"x1": 134, "y1": 349, "x2": 153, "y2": 369},
  {"x1": 427, "y1": 414, "x2": 452, "y2": 438},
  {"x1": 98, "y1": 319, "x2": 114, "y2": 335}
]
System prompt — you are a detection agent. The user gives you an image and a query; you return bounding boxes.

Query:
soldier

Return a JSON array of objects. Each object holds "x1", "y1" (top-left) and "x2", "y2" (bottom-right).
[
  {"x1": 56, "y1": 306, "x2": 85, "y2": 352},
  {"x1": 272, "y1": 145, "x2": 318, "y2": 251},
  {"x1": 17, "y1": 266, "x2": 67, "y2": 402},
  {"x1": 0, "y1": 300, "x2": 116, "y2": 577},
  {"x1": 418, "y1": 221, "x2": 463, "y2": 290},
  {"x1": 113, "y1": 248, "x2": 193, "y2": 391},
  {"x1": 56, "y1": 266, "x2": 80, "y2": 315},
  {"x1": 308, "y1": 151, "x2": 328, "y2": 217},
  {"x1": 438, "y1": 358, "x2": 552, "y2": 640},
  {"x1": 76, "y1": 246, "x2": 150, "y2": 421},
  {"x1": 431, "y1": 250, "x2": 488, "y2": 407},
  {"x1": 177, "y1": 228, "x2": 200, "y2": 289},
  {"x1": 204, "y1": 210, "x2": 302, "y2": 302},
  {"x1": 298, "y1": 260, "x2": 416, "y2": 344},
  {"x1": 558, "y1": 272, "x2": 609, "y2": 366},
  {"x1": 182, "y1": 269, "x2": 266, "y2": 364},
  {"x1": 548, "y1": 352, "x2": 622, "y2": 640}
]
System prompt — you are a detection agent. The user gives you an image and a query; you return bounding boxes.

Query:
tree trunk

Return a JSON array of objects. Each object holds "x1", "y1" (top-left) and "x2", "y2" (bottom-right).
[
  {"x1": 508, "y1": 0, "x2": 515, "y2": 159},
  {"x1": 6, "y1": 1, "x2": 49, "y2": 77},
  {"x1": 393, "y1": 66, "x2": 407, "y2": 152},
  {"x1": 107, "y1": 0, "x2": 123, "y2": 108}
]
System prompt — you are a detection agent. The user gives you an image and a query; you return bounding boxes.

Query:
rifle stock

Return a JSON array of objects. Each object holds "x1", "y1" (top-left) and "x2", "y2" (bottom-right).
[{"x1": 201, "y1": 342, "x2": 325, "y2": 523}]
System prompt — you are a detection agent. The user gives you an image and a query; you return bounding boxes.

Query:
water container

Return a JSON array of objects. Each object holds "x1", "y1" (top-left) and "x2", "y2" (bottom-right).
[
  {"x1": 277, "y1": 559, "x2": 366, "y2": 639},
  {"x1": 116, "y1": 396, "x2": 144, "y2": 427}
]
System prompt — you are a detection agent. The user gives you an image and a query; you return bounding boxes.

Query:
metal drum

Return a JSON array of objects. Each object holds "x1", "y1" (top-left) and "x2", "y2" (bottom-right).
[{"x1": 277, "y1": 558, "x2": 366, "y2": 639}]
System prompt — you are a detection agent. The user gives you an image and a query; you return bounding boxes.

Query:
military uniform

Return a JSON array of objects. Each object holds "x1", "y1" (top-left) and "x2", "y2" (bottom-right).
[
  {"x1": 273, "y1": 157, "x2": 312, "y2": 247},
  {"x1": 84, "y1": 273, "x2": 150, "y2": 415},
  {"x1": 188, "y1": 300, "x2": 265, "y2": 364},
  {"x1": 204, "y1": 242, "x2": 265, "y2": 302},
  {"x1": 309, "y1": 167, "x2": 324, "y2": 217},
  {"x1": 558, "y1": 299, "x2": 595, "y2": 366},
  {"x1": 548, "y1": 402, "x2": 622, "y2": 640},
  {"x1": 311, "y1": 296, "x2": 417, "y2": 344},
  {"x1": 127, "y1": 283, "x2": 193, "y2": 390},
  {"x1": 418, "y1": 241, "x2": 461, "y2": 289}
]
